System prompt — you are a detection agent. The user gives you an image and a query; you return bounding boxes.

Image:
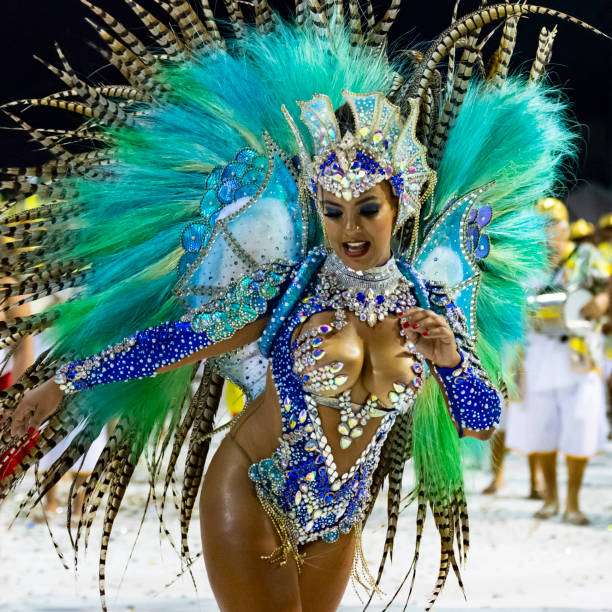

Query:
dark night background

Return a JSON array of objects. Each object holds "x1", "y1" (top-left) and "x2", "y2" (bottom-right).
[{"x1": 0, "y1": 1, "x2": 610, "y2": 219}]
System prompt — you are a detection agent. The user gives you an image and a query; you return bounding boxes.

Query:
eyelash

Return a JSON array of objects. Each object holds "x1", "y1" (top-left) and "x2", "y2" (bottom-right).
[
  {"x1": 359, "y1": 205, "x2": 379, "y2": 217},
  {"x1": 323, "y1": 209, "x2": 342, "y2": 218},
  {"x1": 323, "y1": 205, "x2": 380, "y2": 218}
]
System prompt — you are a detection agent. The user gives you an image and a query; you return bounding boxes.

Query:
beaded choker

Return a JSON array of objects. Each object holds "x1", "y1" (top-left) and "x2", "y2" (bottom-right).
[{"x1": 315, "y1": 252, "x2": 415, "y2": 327}]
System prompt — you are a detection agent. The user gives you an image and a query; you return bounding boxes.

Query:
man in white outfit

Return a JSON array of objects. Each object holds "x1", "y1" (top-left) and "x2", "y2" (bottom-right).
[{"x1": 506, "y1": 199, "x2": 610, "y2": 525}]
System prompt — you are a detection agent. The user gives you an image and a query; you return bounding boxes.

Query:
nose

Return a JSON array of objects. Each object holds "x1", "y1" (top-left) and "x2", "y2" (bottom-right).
[{"x1": 343, "y1": 211, "x2": 360, "y2": 234}]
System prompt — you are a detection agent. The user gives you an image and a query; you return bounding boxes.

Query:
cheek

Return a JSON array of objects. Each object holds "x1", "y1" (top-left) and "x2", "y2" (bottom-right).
[
  {"x1": 322, "y1": 217, "x2": 341, "y2": 242},
  {"x1": 369, "y1": 209, "x2": 395, "y2": 244}
]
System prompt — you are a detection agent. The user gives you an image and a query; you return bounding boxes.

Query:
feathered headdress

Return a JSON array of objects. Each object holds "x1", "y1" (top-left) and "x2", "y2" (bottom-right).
[{"x1": 283, "y1": 90, "x2": 436, "y2": 228}]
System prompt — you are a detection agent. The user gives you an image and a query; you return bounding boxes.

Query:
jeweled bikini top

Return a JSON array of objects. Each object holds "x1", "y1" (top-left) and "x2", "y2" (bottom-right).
[{"x1": 290, "y1": 252, "x2": 424, "y2": 449}]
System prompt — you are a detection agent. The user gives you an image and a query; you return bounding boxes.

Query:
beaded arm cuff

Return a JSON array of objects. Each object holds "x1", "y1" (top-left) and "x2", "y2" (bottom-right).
[
  {"x1": 434, "y1": 351, "x2": 502, "y2": 437},
  {"x1": 427, "y1": 281, "x2": 503, "y2": 437},
  {"x1": 55, "y1": 321, "x2": 213, "y2": 394}
]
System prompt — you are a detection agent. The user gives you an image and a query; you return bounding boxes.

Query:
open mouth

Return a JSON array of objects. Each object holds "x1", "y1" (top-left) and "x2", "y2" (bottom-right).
[{"x1": 342, "y1": 241, "x2": 370, "y2": 258}]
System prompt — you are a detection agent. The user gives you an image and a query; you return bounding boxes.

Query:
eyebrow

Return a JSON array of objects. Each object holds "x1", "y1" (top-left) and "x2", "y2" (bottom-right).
[{"x1": 322, "y1": 195, "x2": 380, "y2": 207}]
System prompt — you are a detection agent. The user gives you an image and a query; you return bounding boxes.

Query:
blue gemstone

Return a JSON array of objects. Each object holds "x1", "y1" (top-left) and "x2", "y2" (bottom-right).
[
  {"x1": 376, "y1": 295, "x2": 385, "y2": 304},
  {"x1": 356, "y1": 292, "x2": 365, "y2": 303}
]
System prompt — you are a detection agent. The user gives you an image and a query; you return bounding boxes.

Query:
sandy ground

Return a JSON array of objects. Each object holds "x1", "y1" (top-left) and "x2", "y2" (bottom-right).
[{"x1": 1, "y1": 439, "x2": 611, "y2": 612}]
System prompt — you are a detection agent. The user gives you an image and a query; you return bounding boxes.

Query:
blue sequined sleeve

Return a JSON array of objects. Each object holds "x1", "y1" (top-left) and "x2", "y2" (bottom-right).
[
  {"x1": 427, "y1": 282, "x2": 503, "y2": 437},
  {"x1": 433, "y1": 352, "x2": 502, "y2": 437},
  {"x1": 55, "y1": 321, "x2": 214, "y2": 393},
  {"x1": 54, "y1": 265, "x2": 294, "y2": 394}
]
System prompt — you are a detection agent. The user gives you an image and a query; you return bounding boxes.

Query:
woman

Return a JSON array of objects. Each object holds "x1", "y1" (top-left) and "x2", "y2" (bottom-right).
[
  {"x1": 11, "y1": 173, "x2": 500, "y2": 609},
  {"x1": 0, "y1": 2, "x2": 592, "y2": 610}
]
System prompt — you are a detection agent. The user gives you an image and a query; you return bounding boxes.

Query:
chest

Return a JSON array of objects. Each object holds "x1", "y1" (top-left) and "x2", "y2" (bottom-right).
[{"x1": 291, "y1": 308, "x2": 422, "y2": 407}]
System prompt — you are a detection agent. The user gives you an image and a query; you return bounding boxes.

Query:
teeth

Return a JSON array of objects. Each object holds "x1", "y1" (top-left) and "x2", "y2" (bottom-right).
[{"x1": 346, "y1": 241, "x2": 366, "y2": 247}]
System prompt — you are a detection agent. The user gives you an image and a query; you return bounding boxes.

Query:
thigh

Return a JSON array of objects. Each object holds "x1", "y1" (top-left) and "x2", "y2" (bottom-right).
[
  {"x1": 299, "y1": 532, "x2": 356, "y2": 612},
  {"x1": 200, "y1": 435, "x2": 301, "y2": 612}
]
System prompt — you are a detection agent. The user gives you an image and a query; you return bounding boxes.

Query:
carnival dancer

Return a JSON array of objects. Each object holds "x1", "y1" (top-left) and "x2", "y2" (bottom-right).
[
  {"x1": 506, "y1": 199, "x2": 610, "y2": 525},
  {"x1": 0, "y1": 3, "x2": 605, "y2": 610}
]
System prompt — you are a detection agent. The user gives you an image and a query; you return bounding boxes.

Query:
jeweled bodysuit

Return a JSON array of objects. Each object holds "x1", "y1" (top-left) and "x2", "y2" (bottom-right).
[
  {"x1": 249, "y1": 251, "x2": 501, "y2": 560},
  {"x1": 249, "y1": 294, "x2": 400, "y2": 548}
]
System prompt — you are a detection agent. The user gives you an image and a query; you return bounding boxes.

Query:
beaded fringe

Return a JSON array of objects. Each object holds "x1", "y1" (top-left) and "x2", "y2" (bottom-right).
[
  {"x1": 351, "y1": 522, "x2": 383, "y2": 601},
  {"x1": 260, "y1": 499, "x2": 304, "y2": 571}
]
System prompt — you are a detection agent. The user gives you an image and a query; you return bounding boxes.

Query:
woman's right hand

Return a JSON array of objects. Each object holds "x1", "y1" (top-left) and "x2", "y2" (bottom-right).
[{"x1": 9, "y1": 379, "x2": 65, "y2": 438}]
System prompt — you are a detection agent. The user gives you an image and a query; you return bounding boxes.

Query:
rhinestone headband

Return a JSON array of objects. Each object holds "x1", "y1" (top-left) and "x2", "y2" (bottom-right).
[{"x1": 283, "y1": 90, "x2": 436, "y2": 229}]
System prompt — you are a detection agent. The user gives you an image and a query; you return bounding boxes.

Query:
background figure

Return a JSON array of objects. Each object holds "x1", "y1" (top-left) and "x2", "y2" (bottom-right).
[
  {"x1": 482, "y1": 366, "x2": 542, "y2": 499},
  {"x1": 506, "y1": 199, "x2": 610, "y2": 525},
  {"x1": 597, "y1": 212, "x2": 612, "y2": 435}
]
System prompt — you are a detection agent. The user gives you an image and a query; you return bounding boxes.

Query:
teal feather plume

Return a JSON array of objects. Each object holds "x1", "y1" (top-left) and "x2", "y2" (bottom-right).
[
  {"x1": 410, "y1": 77, "x2": 577, "y2": 524},
  {"x1": 427, "y1": 78, "x2": 577, "y2": 384}
]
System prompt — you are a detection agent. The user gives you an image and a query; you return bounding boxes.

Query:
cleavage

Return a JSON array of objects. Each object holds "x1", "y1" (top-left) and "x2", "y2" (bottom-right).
[{"x1": 291, "y1": 310, "x2": 422, "y2": 408}]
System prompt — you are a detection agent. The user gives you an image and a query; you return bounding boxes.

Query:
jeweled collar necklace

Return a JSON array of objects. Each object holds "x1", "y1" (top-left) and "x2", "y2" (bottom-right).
[{"x1": 315, "y1": 251, "x2": 415, "y2": 327}]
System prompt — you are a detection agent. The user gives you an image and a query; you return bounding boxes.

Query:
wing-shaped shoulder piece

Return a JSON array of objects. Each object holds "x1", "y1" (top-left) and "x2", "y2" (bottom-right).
[
  {"x1": 175, "y1": 136, "x2": 313, "y2": 342},
  {"x1": 409, "y1": 183, "x2": 494, "y2": 339}
]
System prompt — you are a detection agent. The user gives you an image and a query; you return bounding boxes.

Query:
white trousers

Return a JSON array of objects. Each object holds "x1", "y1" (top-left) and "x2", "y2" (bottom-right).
[{"x1": 506, "y1": 371, "x2": 609, "y2": 457}]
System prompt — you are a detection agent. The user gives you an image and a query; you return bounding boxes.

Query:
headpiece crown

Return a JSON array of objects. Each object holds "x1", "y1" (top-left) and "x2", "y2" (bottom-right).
[{"x1": 283, "y1": 90, "x2": 436, "y2": 228}]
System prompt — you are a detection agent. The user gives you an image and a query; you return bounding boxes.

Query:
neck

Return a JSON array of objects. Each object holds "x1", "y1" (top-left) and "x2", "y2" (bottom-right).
[
  {"x1": 324, "y1": 251, "x2": 401, "y2": 291},
  {"x1": 330, "y1": 251, "x2": 395, "y2": 276}
]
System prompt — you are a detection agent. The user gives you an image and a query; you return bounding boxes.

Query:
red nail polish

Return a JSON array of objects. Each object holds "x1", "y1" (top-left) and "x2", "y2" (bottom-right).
[
  {"x1": 423, "y1": 331, "x2": 429, "y2": 336},
  {"x1": 402, "y1": 321, "x2": 411, "y2": 329},
  {"x1": 412, "y1": 324, "x2": 419, "y2": 329}
]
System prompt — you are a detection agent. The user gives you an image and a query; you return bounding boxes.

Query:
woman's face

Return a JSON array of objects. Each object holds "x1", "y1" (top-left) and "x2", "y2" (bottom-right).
[{"x1": 320, "y1": 181, "x2": 397, "y2": 271}]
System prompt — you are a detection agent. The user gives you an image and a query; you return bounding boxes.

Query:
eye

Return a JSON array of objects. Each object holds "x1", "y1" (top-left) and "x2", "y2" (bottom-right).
[
  {"x1": 359, "y1": 204, "x2": 380, "y2": 217},
  {"x1": 323, "y1": 207, "x2": 342, "y2": 218}
]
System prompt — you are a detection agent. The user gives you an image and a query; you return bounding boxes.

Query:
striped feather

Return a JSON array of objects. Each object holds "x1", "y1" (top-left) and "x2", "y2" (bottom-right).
[
  {"x1": 348, "y1": 0, "x2": 363, "y2": 46},
  {"x1": 254, "y1": 0, "x2": 276, "y2": 34},
  {"x1": 125, "y1": 0, "x2": 184, "y2": 58},
  {"x1": 366, "y1": 0, "x2": 401, "y2": 48},
  {"x1": 98, "y1": 448, "x2": 136, "y2": 611},
  {"x1": 85, "y1": 17, "x2": 155, "y2": 87},
  {"x1": 489, "y1": 15, "x2": 519, "y2": 88},
  {"x1": 223, "y1": 0, "x2": 245, "y2": 37},
  {"x1": 158, "y1": 0, "x2": 209, "y2": 50},
  {"x1": 179, "y1": 369, "x2": 223, "y2": 563},
  {"x1": 407, "y1": 3, "x2": 610, "y2": 103},
  {"x1": 530, "y1": 25, "x2": 558, "y2": 83},
  {"x1": 80, "y1": 0, "x2": 158, "y2": 66},
  {"x1": 295, "y1": 0, "x2": 307, "y2": 26},
  {"x1": 306, "y1": 0, "x2": 330, "y2": 42},
  {"x1": 160, "y1": 363, "x2": 208, "y2": 527}
]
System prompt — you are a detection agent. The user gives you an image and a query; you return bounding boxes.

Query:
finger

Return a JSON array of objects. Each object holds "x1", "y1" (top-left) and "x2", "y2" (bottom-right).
[
  {"x1": 417, "y1": 327, "x2": 454, "y2": 339},
  {"x1": 400, "y1": 307, "x2": 430, "y2": 322},
  {"x1": 401, "y1": 313, "x2": 441, "y2": 331}
]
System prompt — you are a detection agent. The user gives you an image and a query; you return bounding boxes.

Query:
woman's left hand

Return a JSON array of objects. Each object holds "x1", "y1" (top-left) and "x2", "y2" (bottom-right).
[{"x1": 398, "y1": 307, "x2": 461, "y2": 368}]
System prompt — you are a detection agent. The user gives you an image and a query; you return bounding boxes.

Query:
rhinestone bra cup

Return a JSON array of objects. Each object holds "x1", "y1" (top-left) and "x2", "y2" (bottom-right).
[{"x1": 248, "y1": 253, "x2": 425, "y2": 548}]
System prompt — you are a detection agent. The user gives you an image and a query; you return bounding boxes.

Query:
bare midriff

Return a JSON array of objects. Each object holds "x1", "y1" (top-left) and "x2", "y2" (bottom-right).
[{"x1": 231, "y1": 310, "x2": 417, "y2": 476}]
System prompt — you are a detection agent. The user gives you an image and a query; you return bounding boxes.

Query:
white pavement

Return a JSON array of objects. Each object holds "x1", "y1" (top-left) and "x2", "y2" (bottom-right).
[{"x1": 1, "y1": 441, "x2": 611, "y2": 612}]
